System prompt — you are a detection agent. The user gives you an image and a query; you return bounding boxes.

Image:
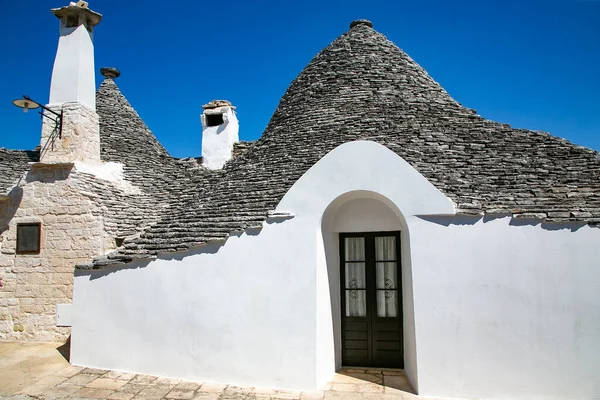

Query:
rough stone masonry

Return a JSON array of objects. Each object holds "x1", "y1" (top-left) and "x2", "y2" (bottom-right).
[{"x1": 0, "y1": 165, "x2": 109, "y2": 341}]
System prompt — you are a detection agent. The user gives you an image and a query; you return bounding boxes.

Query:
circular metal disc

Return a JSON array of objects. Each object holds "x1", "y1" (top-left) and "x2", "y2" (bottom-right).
[{"x1": 12, "y1": 99, "x2": 41, "y2": 110}]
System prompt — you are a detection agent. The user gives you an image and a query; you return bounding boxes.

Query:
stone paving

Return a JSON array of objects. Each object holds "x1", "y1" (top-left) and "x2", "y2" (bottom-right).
[
  {"x1": 7, "y1": 366, "x2": 437, "y2": 400},
  {"x1": 0, "y1": 341, "x2": 448, "y2": 400}
]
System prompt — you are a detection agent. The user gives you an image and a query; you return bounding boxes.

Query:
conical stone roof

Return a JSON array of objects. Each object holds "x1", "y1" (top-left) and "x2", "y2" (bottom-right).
[
  {"x1": 54, "y1": 73, "x2": 212, "y2": 244},
  {"x1": 97, "y1": 74, "x2": 181, "y2": 196},
  {"x1": 87, "y1": 20, "x2": 600, "y2": 267}
]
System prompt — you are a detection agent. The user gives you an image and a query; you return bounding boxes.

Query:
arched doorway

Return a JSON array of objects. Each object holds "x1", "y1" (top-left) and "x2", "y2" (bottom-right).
[
  {"x1": 273, "y1": 141, "x2": 454, "y2": 390},
  {"x1": 320, "y1": 190, "x2": 413, "y2": 371}
]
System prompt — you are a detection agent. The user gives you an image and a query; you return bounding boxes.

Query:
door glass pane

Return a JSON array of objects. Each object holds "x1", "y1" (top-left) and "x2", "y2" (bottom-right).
[
  {"x1": 344, "y1": 237, "x2": 365, "y2": 261},
  {"x1": 346, "y1": 289, "x2": 367, "y2": 317},
  {"x1": 377, "y1": 289, "x2": 398, "y2": 317},
  {"x1": 376, "y1": 262, "x2": 397, "y2": 289},
  {"x1": 345, "y1": 263, "x2": 366, "y2": 289},
  {"x1": 375, "y1": 236, "x2": 396, "y2": 261}
]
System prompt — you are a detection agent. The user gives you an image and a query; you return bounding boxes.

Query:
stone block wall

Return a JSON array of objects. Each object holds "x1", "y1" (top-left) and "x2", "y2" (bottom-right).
[
  {"x1": 0, "y1": 165, "x2": 107, "y2": 342},
  {"x1": 40, "y1": 103, "x2": 100, "y2": 164}
]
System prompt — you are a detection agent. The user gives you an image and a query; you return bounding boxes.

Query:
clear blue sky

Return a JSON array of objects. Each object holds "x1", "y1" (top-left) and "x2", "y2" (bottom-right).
[{"x1": 1, "y1": 0, "x2": 598, "y2": 157}]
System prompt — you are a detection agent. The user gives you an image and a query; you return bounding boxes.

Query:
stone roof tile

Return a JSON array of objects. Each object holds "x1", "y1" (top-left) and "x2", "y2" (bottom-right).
[
  {"x1": 95, "y1": 21, "x2": 600, "y2": 267},
  {"x1": 94, "y1": 75, "x2": 215, "y2": 237},
  {"x1": 0, "y1": 148, "x2": 39, "y2": 195}
]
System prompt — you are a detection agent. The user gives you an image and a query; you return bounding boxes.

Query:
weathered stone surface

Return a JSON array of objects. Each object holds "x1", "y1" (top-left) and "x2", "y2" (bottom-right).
[
  {"x1": 39, "y1": 102, "x2": 100, "y2": 164},
  {"x1": 0, "y1": 343, "x2": 432, "y2": 400},
  {"x1": 90, "y1": 21, "x2": 600, "y2": 269},
  {"x1": 232, "y1": 141, "x2": 254, "y2": 159},
  {"x1": 94, "y1": 75, "x2": 216, "y2": 239},
  {"x1": 101, "y1": 67, "x2": 121, "y2": 79},
  {"x1": 87, "y1": 378, "x2": 129, "y2": 390},
  {"x1": 0, "y1": 164, "x2": 107, "y2": 341}
]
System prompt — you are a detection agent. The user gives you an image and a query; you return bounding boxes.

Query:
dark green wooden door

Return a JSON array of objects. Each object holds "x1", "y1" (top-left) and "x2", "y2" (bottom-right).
[{"x1": 340, "y1": 231, "x2": 403, "y2": 368}]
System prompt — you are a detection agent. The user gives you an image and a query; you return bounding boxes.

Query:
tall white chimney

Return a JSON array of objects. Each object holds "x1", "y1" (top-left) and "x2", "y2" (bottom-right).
[
  {"x1": 40, "y1": 1, "x2": 102, "y2": 164},
  {"x1": 201, "y1": 100, "x2": 239, "y2": 170},
  {"x1": 49, "y1": 1, "x2": 101, "y2": 109}
]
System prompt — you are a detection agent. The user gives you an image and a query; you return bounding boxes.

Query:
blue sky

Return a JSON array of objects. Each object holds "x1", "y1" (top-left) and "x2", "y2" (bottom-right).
[{"x1": 1, "y1": 0, "x2": 598, "y2": 157}]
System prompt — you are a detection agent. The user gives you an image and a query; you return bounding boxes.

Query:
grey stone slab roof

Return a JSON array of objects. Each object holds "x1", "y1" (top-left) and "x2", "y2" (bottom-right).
[
  {"x1": 233, "y1": 141, "x2": 255, "y2": 158},
  {"x1": 98, "y1": 77, "x2": 183, "y2": 196},
  {"x1": 69, "y1": 172, "x2": 159, "y2": 239},
  {"x1": 87, "y1": 21, "x2": 600, "y2": 268},
  {"x1": 0, "y1": 148, "x2": 39, "y2": 195},
  {"x1": 91, "y1": 76, "x2": 220, "y2": 242}
]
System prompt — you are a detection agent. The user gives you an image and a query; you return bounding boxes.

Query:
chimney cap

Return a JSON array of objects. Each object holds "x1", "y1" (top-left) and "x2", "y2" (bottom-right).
[
  {"x1": 100, "y1": 67, "x2": 121, "y2": 79},
  {"x1": 51, "y1": 2, "x2": 102, "y2": 27},
  {"x1": 350, "y1": 19, "x2": 373, "y2": 29},
  {"x1": 202, "y1": 100, "x2": 236, "y2": 110}
]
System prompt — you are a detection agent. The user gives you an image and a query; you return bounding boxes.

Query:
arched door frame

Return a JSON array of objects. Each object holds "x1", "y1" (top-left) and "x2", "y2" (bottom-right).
[
  {"x1": 272, "y1": 141, "x2": 456, "y2": 391},
  {"x1": 320, "y1": 191, "x2": 414, "y2": 372}
]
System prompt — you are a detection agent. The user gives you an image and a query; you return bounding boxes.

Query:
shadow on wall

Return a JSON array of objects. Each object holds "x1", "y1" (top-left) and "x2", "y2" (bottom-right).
[
  {"x1": 79, "y1": 258, "x2": 153, "y2": 281},
  {"x1": 57, "y1": 335, "x2": 71, "y2": 362},
  {"x1": 80, "y1": 226, "x2": 266, "y2": 280},
  {"x1": 418, "y1": 215, "x2": 481, "y2": 227},
  {"x1": 419, "y1": 214, "x2": 589, "y2": 232},
  {"x1": 25, "y1": 165, "x2": 72, "y2": 184},
  {"x1": 1, "y1": 165, "x2": 72, "y2": 238},
  {"x1": 0, "y1": 187, "x2": 23, "y2": 235},
  {"x1": 510, "y1": 217, "x2": 588, "y2": 232},
  {"x1": 157, "y1": 240, "x2": 227, "y2": 262},
  {"x1": 154, "y1": 227, "x2": 263, "y2": 263}
]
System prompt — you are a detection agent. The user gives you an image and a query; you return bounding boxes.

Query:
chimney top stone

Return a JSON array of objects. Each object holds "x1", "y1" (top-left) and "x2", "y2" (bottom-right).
[
  {"x1": 350, "y1": 19, "x2": 373, "y2": 29},
  {"x1": 100, "y1": 67, "x2": 121, "y2": 79},
  {"x1": 202, "y1": 100, "x2": 236, "y2": 110},
  {"x1": 51, "y1": 2, "x2": 102, "y2": 28}
]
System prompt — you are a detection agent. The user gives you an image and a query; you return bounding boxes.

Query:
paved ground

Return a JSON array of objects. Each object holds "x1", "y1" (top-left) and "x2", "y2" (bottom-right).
[{"x1": 0, "y1": 341, "x2": 444, "y2": 400}]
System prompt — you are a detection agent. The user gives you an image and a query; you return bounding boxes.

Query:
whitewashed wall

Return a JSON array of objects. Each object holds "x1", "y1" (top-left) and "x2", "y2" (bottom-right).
[
  {"x1": 71, "y1": 141, "x2": 600, "y2": 399},
  {"x1": 71, "y1": 141, "x2": 452, "y2": 390},
  {"x1": 49, "y1": 24, "x2": 96, "y2": 109},
  {"x1": 408, "y1": 215, "x2": 600, "y2": 400},
  {"x1": 201, "y1": 108, "x2": 239, "y2": 170}
]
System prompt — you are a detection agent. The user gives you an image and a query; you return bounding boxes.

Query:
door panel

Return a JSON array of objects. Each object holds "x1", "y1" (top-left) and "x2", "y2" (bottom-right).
[
  {"x1": 342, "y1": 318, "x2": 370, "y2": 366},
  {"x1": 341, "y1": 231, "x2": 403, "y2": 368}
]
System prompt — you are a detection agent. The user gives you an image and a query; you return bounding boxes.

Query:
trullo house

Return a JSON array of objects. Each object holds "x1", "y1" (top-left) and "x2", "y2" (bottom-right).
[{"x1": 0, "y1": 2, "x2": 599, "y2": 399}]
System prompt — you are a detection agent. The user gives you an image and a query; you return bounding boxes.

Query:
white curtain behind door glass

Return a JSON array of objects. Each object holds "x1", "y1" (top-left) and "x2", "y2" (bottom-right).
[
  {"x1": 376, "y1": 291, "x2": 397, "y2": 317},
  {"x1": 346, "y1": 291, "x2": 367, "y2": 317},
  {"x1": 375, "y1": 236, "x2": 396, "y2": 261},
  {"x1": 345, "y1": 237, "x2": 366, "y2": 317},
  {"x1": 345, "y1": 237, "x2": 365, "y2": 261},
  {"x1": 375, "y1": 236, "x2": 397, "y2": 317}
]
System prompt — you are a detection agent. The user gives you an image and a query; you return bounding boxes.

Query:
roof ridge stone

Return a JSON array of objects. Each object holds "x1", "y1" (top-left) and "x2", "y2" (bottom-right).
[{"x1": 350, "y1": 19, "x2": 373, "y2": 29}]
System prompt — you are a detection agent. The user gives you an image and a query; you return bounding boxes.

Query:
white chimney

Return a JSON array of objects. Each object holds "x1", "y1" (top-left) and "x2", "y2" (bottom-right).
[
  {"x1": 49, "y1": 1, "x2": 101, "y2": 109},
  {"x1": 201, "y1": 100, "x2": 239, "y2": 170},
  {"x1": 40, "y1": 2, "x2": 102, "y2": 164}
]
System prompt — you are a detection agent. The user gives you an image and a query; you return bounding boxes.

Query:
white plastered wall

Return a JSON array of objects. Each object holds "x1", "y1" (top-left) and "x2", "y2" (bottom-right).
[
  {"x1": 408, "y1": 215, "x2": 600, "y2": 400},
  {"x1": 201, "y1": 108, "x2": 239, "y2": 170},
  {"x1": 71, "y1": 141, "x2": 453, "y2": 390},
  {"x1": 71, "y1": 140, "x2": 600, "y2": 399},
  {"x1": 49, "y1": 24, "x2": 96, "y2": 109}
]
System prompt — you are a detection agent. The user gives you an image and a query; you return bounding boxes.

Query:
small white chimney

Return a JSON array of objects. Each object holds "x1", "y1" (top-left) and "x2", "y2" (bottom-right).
[
  {"x1": 201, "y1": 100, "x2": 239, "y2": 170},
  {"x1": 40, "y1": 2, "x2": 102, "y2": 164}
]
